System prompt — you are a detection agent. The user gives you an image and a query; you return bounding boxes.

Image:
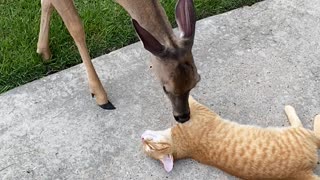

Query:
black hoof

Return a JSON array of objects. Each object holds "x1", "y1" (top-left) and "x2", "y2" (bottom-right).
[
  {"x1": 99, "y1": 101, "x2": 116, "y2": 110},
  {"x1": 91, "y1": 93, "x2": 116, "y2": 110}
]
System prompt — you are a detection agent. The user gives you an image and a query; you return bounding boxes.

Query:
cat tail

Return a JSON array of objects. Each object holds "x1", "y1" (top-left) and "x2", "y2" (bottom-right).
[
  {"x1": 284, "y1": 105, "x2": 303, "y2": 127},
  {"x1": 313, "y1": 114, "x2": 320, "y2": 148}
]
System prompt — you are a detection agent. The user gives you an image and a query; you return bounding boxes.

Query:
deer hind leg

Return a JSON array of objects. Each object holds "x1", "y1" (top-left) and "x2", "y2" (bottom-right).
[
  {"x1": 50, "y1": 0, "x2": 115, "y2": 109},
  {"x1": 37, "y1": 0, "x2": 53, "y2": 60},
  {"x1": 284, "y1": 105, "x2": 303, "y2": 127}
]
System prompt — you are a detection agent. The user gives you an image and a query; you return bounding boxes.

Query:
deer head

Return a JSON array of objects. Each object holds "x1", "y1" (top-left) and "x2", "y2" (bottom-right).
[{"x1": 132, "y1": 0, "x2": 200, "y2": 123}]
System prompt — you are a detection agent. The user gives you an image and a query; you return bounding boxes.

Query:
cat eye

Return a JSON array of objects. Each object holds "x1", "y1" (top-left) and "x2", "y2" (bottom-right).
[{"x1": 147, "y1": 143, "x2": 155, "y2": 150}]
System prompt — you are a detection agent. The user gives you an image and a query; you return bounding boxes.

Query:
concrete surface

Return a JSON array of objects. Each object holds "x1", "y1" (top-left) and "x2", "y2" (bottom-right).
[{"x1": 1, "y1": 0, "x2": 320, "y2": 179}]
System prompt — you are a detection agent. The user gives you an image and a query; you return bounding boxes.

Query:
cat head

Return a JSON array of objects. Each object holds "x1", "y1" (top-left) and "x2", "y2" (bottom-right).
[
  {"x1": 141, "y1": 129, "x2": 174, "y2": 172},
  {"x1": 141, "y1": 96, "x2": 204, "y2": 172}
]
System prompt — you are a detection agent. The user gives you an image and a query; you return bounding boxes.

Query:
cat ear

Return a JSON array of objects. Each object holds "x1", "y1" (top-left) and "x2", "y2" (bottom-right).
[
  {"x1": 160, "y1": 154, "x2": 174, "y2": 172},
  {"x1": 188, "y1": 95, "x2": 199, "y2": 106},
  {"x1": 188, "y1": 95, "x2": 196, "y2": 103}
]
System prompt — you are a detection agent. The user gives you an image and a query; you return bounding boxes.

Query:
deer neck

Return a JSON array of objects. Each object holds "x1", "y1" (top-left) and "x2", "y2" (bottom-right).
[{"x1": 116, "y1": 0, "x2": 177, "y2": 48}]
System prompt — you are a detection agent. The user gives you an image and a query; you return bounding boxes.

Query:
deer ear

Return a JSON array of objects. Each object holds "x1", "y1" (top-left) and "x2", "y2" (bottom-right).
[
  {"x1": 175, "y1": 0, "x2": 196, "y2": 40},
  {"x1": 132, "y1": 19, "x2": 165, "y2": 56}
]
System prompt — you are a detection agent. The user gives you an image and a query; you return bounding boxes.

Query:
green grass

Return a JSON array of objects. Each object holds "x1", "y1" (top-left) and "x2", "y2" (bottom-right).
[{"x1": 0, "y1": 0, "x2": 261, "y2": 93}]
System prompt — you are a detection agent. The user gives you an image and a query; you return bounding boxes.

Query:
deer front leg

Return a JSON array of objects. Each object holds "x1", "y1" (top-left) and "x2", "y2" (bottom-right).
[
  {"x1": 50, "y1": 0, "x2": 115, "y2": 109},
  {"x1": 37, "y1": 0, "x2": 53, "y2": 60}
]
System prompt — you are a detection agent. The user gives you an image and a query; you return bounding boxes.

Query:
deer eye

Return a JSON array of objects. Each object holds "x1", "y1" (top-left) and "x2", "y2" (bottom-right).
[{"x1": 163, "y1": 86, "x2": 169, "y2": 94}]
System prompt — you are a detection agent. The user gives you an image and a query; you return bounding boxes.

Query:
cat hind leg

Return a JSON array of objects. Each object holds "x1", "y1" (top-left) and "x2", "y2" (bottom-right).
[
  {"x1": 290, "y1": 172, "x2": 320, "y2": 180},
  {"x1": 302, "y1": 174, "x2": 320, "y2": 180},
  {"x1": 284, "y1": 105, "x2": 303, "y2": 127},
  {"x1": 297, "y1": 175, "x2": 320, "y2": 180}
]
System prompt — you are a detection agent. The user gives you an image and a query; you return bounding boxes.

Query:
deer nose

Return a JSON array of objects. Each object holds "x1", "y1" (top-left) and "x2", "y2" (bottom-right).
[{"x1": 174, "y1": 112, "x2": 190, "y2": 123}]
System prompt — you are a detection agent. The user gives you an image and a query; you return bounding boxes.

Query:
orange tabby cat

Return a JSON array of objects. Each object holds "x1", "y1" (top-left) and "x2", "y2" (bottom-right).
[{"x1": 141, "y1": 96, "x2": 320, "y2": 180}]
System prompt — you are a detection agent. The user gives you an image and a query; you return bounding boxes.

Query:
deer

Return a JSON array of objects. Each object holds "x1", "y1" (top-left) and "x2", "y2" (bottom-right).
[{"x1": 36, "y1": 0, "x2": 200, "y2": 123}]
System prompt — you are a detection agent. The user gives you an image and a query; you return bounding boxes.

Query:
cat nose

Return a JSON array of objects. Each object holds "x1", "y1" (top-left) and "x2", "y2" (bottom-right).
[{"x1": 174, "y1": 112, "x2": 190, "y2": 123}]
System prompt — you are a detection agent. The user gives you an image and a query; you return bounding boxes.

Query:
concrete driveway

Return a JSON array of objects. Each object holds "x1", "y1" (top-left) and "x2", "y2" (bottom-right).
[{"x1": 1, "y1": 0, "x2": 320, "y2": 179}]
